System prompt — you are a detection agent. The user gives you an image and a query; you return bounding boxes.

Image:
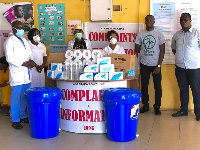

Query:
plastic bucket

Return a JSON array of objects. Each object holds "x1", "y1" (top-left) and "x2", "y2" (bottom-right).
[
  {"x1": 102, "y1": 87, "x2": 141, "y2": 142},
  {"x1": 25, "y1": 87, "x2": 62, "y2": 139}
]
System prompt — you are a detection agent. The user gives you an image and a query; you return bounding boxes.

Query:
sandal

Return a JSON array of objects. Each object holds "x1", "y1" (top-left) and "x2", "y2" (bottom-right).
[
  {"x1": 12, "y1": 122, "x2": 23, "y2": 129},
  {"x1": 20, "y1": 117, "x2": 29, "y2": 123}
]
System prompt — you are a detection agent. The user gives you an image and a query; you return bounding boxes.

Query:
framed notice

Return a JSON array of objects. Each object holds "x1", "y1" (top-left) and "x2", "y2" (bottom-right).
[{"x1": 37, "y1": 3, "x2": 66, "y2": 45}]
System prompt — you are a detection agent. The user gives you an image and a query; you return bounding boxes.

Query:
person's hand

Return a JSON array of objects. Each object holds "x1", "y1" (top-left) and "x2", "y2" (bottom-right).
[
  {"x1": 22, "y1": 61, "x2": 30, "y2": 67},
  {"x1": 153, "y1": 67, "x2": 161, "y2": 74},
  {"x1": 36, "y1": 65, "x2": 44, "y2": 73},
  {"x1": 36, "y1": 65, "x2": 41, "y2": 73},
  {"x1": 100, "y1": 50, "x2": 107, "y2": 57},
  {"x1": 29, "y1": 60, "x2": 37, "y2": 69}
]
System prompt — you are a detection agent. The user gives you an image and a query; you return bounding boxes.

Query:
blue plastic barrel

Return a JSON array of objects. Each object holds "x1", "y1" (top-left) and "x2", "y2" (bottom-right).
[
  {"x1": 102, "y1": 87, "x2": 141, "y2": 142},
  {"x1": 25, "y1": 87, "x2": 62, "y2": 139}
]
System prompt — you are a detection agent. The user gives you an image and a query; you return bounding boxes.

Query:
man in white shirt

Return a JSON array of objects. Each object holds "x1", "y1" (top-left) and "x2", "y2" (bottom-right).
[
  {"x1": 4, "y1": 20, "x2": 36, "y2": 129},
  {"x1": 67, "y1": 25, "x2": 92, "y2": 50},
  {"x1": 135, "y1": 15, "x2": 165, "y2": 115},
  {"x1": 171, "y1": 13, "x2": 200, "y2": 121}
]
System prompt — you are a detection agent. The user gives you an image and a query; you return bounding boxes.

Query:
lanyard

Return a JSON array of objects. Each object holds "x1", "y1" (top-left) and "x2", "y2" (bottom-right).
[
  {"x1": 19, "y1": 38, "x2": 30, "y2": 78},
  {"x1": 19, "y1": 38, "x2": 26, "y2": 49}
]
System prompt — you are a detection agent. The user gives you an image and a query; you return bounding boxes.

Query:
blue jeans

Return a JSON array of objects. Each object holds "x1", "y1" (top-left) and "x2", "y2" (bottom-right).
[{"x1": 10, "y1": 83, "x2": 30, "y2": 122}]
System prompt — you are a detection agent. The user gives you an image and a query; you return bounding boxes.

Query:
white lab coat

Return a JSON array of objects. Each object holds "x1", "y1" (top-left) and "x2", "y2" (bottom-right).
[
  {"x1": 28, "y1": 41, "x2": 47, "y2": 88},
  {"x1": 67, "y1": 38, "x2": 92, "y2": 50},
  {"x1": 4, "y1": 35, "x2": 32, "y2": 86}
]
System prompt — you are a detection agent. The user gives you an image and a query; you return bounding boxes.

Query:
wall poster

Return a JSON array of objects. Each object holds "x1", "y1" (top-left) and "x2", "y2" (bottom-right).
[
  {"x1": 37, "y1": 3, "x2": 66, "y2": 45},
  {"x1": 150, "y1": 0, "x2": 200, "y2": 64}
]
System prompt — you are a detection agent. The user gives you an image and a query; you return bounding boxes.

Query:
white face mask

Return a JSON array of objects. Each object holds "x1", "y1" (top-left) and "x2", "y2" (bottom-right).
[
  {"x1": 33, "y1": 35, "x2": 40, "y2": 42},
  {"x1": 110, "y1": 38, "x2": 117, "y2": 44}
]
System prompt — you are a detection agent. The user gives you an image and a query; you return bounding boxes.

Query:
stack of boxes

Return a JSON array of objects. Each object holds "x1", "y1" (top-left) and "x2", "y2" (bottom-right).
[
  {"x1": 80, "y1": 57, "x2": 123, "y2": 80},
  {"x1": 47, "y1": 63, "x2": 64, "y2": 79},
  {"x1": 47, "y1": 51, "x2": 135, "y2": 81}
]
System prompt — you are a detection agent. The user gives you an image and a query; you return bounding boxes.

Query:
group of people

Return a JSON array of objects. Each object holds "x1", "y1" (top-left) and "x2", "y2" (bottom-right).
[
  {"x1": 67, "y1": 25, "x2": 125, "y2": 56},
  {"x1": 136, "y1": 13, "x2": 200, "y2": 122},
  {"x1": 1, "y1": 12, "x2": 200, "y2": 130}
]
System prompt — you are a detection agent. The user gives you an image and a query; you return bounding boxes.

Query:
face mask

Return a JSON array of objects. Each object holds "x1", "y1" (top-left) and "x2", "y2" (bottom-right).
[
  {"x1": 75, "y1": 33, "x2": 83, "y2": 40},
  {"x1": 33, "y1": 35, "x2": 41, "y2": 42},
  {"x1": 15, "y1": 29, "x2": 24, "y2": 37},
  {"x1": 110, "y1": 38, "x2": 117, "y2": 44}
]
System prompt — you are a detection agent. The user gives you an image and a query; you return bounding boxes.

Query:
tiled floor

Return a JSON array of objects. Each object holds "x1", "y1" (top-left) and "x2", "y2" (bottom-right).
[{"x1": 0, "y1": 110, "x2": 200, "y2": 150}]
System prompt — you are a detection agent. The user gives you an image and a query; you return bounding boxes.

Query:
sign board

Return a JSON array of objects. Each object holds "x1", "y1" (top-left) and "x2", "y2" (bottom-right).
[{"x1": 57, "y1": 80, "x2": 127, "y2": 133}]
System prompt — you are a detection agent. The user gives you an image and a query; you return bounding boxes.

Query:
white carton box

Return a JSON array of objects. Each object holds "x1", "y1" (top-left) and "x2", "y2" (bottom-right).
[
  {"x1": 93, "y1": 73, "x2": 109, "y2": 80},
  {"x1": 51, "y1": 63, "x2": 63, "y2": 71},
  {"x1": 109, "y1": 72, "x2": 123, "y2": 80},
  {"x1": 79, "y1": 73, "x2": 93, "y2": 80},
  {"x1": 84, "y1": 65, "x2": 98, "y2": 72},
  {"x1": 100, "y1": 64, "x2": 115, "y2": 72},
  {"x1": 97, "y1": 57, "x2": 111, "y2": 65},
  {"x1": 55, "y1": 71, "x2": 63, "y2": 79},
  {"x1": 47, "y1": 70, "x2": 55, "y2": 78},
  {"x1": 126, "y1": 69, "x2": 136, "y2": 77}
]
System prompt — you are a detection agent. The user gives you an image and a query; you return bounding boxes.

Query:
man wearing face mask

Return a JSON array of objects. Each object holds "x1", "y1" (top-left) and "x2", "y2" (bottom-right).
[
  {"x1": 135, "y1": 15, "x2": 165, "y2": 115},
  {"x1": 103, "y1": 30, "x2": 125, "y2": 56},
  {"x1": 67, "y1": 25, "x2": 92, "y2": 50},
  {"x1": 4, "y1": 20, "x2": 36, "y2": 129},
  {"x1": 27, "y1": 28, "x2": 47, "y2": 88}
]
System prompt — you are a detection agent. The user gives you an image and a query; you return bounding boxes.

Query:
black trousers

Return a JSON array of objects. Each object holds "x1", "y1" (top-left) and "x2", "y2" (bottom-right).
[
  {"x1": 175, "y1": 66, "x2": 200, "y2": 115},
  {"x1": 140, "y1": 63, "x2": 162, "y2": 109}
]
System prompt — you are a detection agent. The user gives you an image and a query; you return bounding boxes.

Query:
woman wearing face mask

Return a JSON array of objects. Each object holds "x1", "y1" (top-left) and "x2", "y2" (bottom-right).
[
  {"x1": 27, "y1": 28, "x2": 47, "y2": 87},
  {"x1": 67, "y1": 25, "x2": 92, "y2": 50},
  {"x1": 103, "y1": 30, "x2": 125, "y2": 56}
]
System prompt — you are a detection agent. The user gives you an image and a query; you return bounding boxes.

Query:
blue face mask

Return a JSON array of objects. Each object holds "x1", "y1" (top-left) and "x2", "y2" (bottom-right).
[
  {"x1": 13, "y1": 27, "x2": 24, "y2": 37},
  {"x1": 16, "y1": 29, "x2": 24, "y2": 37}
]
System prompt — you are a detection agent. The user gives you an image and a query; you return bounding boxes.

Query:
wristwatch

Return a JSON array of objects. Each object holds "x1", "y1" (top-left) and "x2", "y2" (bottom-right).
[{"x1": 157, "y1": 65, "x2": 161, "y2": 68}]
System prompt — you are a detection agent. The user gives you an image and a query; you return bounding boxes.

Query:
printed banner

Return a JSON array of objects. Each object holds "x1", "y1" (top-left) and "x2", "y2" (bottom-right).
[
  {"x1": 57, "y1": 80, "x2": 127, "y2": 133},
  {"x1": 83, "y1": 23, "x2": 144, "y2": 69}
]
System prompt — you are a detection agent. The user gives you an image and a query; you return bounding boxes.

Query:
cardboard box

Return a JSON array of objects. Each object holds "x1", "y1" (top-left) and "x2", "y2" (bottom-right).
[
  {"x1": 55, "y1": 71, "x2": 64, "y2": 79},
  {"x1": 79, "y1": 73, "x2": 93, "y2": 80},
  {"x1": 109, "y1": 72, "x2": 123, "y2": 80},
  {"x1": 47, "y1": 70, "x2": 55, "y2": 78},
  {"x1": 51, "y1": 63, "x2": 63, "y2": 71},
  {"x1": 93, "y1": 73, "x2": 109, "y2": 80},
  {"x1": 109, "y1": 54, "x2": 135, "y2": 71},
  {"x1": 99, "y1": 64, "x2": 115, "y2": 73},
  {"x1": 47, "y1": 53, "x2": 65, "y2": 69},
  {"x1": 115, "y1": 68, "x2": 135, "y2": 77},
  {"x1": 97, "y1": 57, "x2": 111, "y2": 65},
  {"x1": 84, "y1": 65, "x2": 98, "y2": 73}
]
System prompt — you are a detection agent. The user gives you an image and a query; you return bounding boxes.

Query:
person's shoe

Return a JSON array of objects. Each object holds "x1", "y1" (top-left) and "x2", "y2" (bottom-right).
[
  {"x1": 140, "y1": 105, "x2": 149, "y2": 113},
  {"x1": 154, "y1": 108, "x2": 161, "y2": 115},
  {"x1": 20, "y1": 117, "x2": 29, "y2": 123},
  {"x1": 172, "y1": 111, "x2": 188, "y2": 117},
  {"x1": 12, "y1": 122, "x2": 23, "y2": 129},
  {"x1": 196, "y1": 115, "x2": 200, "y2": 121}
]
